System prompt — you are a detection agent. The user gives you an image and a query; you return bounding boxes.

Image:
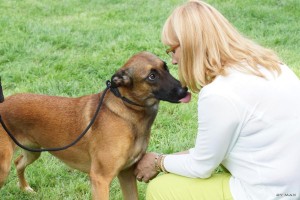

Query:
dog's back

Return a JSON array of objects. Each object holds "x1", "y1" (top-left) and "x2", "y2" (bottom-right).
[{"x1": 0, "y1": 93, "x2": 93, "y2": 137}]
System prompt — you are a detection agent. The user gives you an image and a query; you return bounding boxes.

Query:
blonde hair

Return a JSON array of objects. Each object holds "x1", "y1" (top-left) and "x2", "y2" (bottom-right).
[{"x1": 162, "y1": 0, "x2": 281, "y2": 92}]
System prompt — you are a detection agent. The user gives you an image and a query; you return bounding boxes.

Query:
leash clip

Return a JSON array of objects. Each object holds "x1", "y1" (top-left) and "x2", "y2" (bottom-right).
[
  {"x1": 106, "y1": 80, "x2": 112, "y2": 89},
  {"x1": 107, "y1": 80, "x2": 122, "y2": 98}
]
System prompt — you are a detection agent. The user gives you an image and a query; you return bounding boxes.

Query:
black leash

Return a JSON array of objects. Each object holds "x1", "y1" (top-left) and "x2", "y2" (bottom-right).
[
  {"x1": 0, "y1": 77, "x2": 4, "y2": 103},
  {"x1": 0, "y1": 80, "x2": 144, "y2": 152}
]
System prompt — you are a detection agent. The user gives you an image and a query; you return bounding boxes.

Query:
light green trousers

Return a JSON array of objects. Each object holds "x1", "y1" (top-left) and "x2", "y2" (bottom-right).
[{"x1": 146, "y1": 173, "x2": 233, "y2": 200}]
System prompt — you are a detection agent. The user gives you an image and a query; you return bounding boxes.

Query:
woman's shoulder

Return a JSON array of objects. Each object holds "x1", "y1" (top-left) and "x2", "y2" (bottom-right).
[
  {"x1": 200, "y1": 76, "x2": 234, "y2": 98},
  {"x1": 278, "y1": 64, "x2": 299, "y2": 82}
]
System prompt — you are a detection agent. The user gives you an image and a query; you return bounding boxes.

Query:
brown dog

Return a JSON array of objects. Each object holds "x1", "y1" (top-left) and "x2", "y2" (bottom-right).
[{"x1": 0, "y1": 52, "x2": 191, "y2": 200}]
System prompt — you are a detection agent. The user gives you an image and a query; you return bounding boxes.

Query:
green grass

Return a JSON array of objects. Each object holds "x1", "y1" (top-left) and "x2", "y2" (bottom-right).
[{"x1": 0, "y1": 0, "x2": 299, "y2": 199}]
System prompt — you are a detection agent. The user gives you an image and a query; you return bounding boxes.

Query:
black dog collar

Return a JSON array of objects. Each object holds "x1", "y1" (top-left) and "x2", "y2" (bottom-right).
[{"x1": 106, "y1": 80, "x2": 145, "y2": 107}]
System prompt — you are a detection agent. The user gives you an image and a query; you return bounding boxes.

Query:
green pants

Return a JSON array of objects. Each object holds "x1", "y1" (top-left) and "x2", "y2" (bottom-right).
[{"x1": 146, "y1": 173, "x2": 233, "y2": 200}]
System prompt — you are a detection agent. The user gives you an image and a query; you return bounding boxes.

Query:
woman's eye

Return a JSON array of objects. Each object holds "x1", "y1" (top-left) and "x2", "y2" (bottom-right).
[{"x1": 148, "y1": 73, "x2": 156, "y2": 81}]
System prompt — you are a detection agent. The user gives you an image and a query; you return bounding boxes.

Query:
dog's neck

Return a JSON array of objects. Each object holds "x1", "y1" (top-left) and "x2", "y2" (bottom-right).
[
  {"x1": 107, "y1": 88, "x2": 159, "y2": 112},
  {"x1": 103, "y1": 90, "x2": 159, "y2": 119}
]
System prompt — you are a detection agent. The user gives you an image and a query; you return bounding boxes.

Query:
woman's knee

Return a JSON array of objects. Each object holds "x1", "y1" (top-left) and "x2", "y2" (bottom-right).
[
  {"x1": 146, "y1": 174, "x2": 174, "y2": 200},
  {"x1": 146, "y1": 175, "x2": 163, "y2": 200},
  {"x1": 146, "y1": 174, "x2": 189, "y2": 200}
]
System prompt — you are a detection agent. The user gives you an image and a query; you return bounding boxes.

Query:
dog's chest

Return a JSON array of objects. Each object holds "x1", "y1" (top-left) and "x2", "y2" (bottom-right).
[
  {"x1": 125, "y1": 131, "x2": 149, "y2": 168},
  {"x1": 121, "y1": 113, "x2": 156, "y2": 169}
]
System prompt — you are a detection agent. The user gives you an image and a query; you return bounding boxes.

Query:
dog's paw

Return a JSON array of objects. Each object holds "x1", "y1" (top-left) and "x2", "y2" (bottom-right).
[
  {"x1": 24, "y1": 186, "x2": 36, "y2": 193},
  {"x1": 18, "y1": 183, "x2": 36, "y2": 193}
]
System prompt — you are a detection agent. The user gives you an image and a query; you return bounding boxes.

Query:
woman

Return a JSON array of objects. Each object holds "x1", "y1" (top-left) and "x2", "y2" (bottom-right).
[{"x1": 135, "y1": 0, "x2": 300, "y2": 199}]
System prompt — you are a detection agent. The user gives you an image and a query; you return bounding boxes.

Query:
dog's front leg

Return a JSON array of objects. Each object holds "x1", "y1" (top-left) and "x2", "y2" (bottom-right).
[
  {"x1": 118, "y1": 166, "x2": 139, "y2": 200},
  {"x1": 89, "y1": 170, "x2": 112, "y2": 200}
]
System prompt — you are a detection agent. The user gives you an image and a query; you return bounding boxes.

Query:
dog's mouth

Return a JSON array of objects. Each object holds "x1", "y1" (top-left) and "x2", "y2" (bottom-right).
[
  {"x1": 179, "y1": 92, "x2": 192, "y2": 103},
  {"x1": 153, "y1": 87, "x2": 192, "y2": 104}
]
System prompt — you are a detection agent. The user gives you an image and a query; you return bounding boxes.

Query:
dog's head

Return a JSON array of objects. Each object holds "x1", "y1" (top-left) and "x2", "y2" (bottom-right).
[{"x1": 110, "y1": 51, "x2": 191, "y2": 107}]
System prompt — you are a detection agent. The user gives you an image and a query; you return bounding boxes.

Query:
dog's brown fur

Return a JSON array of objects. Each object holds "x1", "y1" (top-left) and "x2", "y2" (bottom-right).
[{"x1": 0, "y1": 52, "x2": 189, "y2": 199}]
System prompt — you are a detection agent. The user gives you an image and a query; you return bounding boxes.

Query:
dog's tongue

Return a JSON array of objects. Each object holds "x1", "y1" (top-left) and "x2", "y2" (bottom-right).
[{"x1": 179, "y1": 92, "x2": 192, "y2": 103}]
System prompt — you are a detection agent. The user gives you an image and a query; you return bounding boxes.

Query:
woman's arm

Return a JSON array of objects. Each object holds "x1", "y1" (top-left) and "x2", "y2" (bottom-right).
[
  {"x1": 135, "y1": 93, "x2": 240, "y2": 181},
  {"x1": 163, "y1": 94, "x2": 240, "y2": 178}
]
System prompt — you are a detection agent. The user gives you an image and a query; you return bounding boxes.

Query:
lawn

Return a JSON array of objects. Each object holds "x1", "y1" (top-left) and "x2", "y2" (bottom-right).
[{"x1": 0, "y1": 0, "x2": 299, "y2": 199}]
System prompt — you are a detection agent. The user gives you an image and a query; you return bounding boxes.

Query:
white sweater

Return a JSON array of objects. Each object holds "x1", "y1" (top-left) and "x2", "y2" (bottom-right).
[{"x1": 164, "y1": 65, "x2": 300, "y2": 200}]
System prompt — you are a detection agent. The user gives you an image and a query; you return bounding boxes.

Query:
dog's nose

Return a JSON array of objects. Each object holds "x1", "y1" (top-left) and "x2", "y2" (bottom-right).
[
  {"x1": 177, "y1": 87, "x2": 188, "y2": 96},
  {"x1": 179, "y1": 87, "x2": 188, "y2": 93}
]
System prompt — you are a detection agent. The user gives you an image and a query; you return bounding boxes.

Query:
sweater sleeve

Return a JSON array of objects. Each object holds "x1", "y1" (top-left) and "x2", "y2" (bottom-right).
[{"x1": 164, "y1": 93, "x2": 240, "y2": 178}]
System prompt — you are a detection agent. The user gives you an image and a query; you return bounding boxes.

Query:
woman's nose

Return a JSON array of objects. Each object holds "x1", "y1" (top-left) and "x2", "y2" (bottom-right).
[{"x1": 171, "y1": 57, "x2": 178, "y2": 65}]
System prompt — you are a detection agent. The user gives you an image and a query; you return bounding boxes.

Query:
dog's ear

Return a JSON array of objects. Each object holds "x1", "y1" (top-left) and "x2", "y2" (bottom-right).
[{"x1": 111, "y1": 69, "x2": 132, "y2": 88}]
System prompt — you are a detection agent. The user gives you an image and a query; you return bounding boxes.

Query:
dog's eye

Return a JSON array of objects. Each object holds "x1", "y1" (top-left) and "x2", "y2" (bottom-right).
[{"x1": 148, "y1": 73, "x2": 156, "y2": 81}]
